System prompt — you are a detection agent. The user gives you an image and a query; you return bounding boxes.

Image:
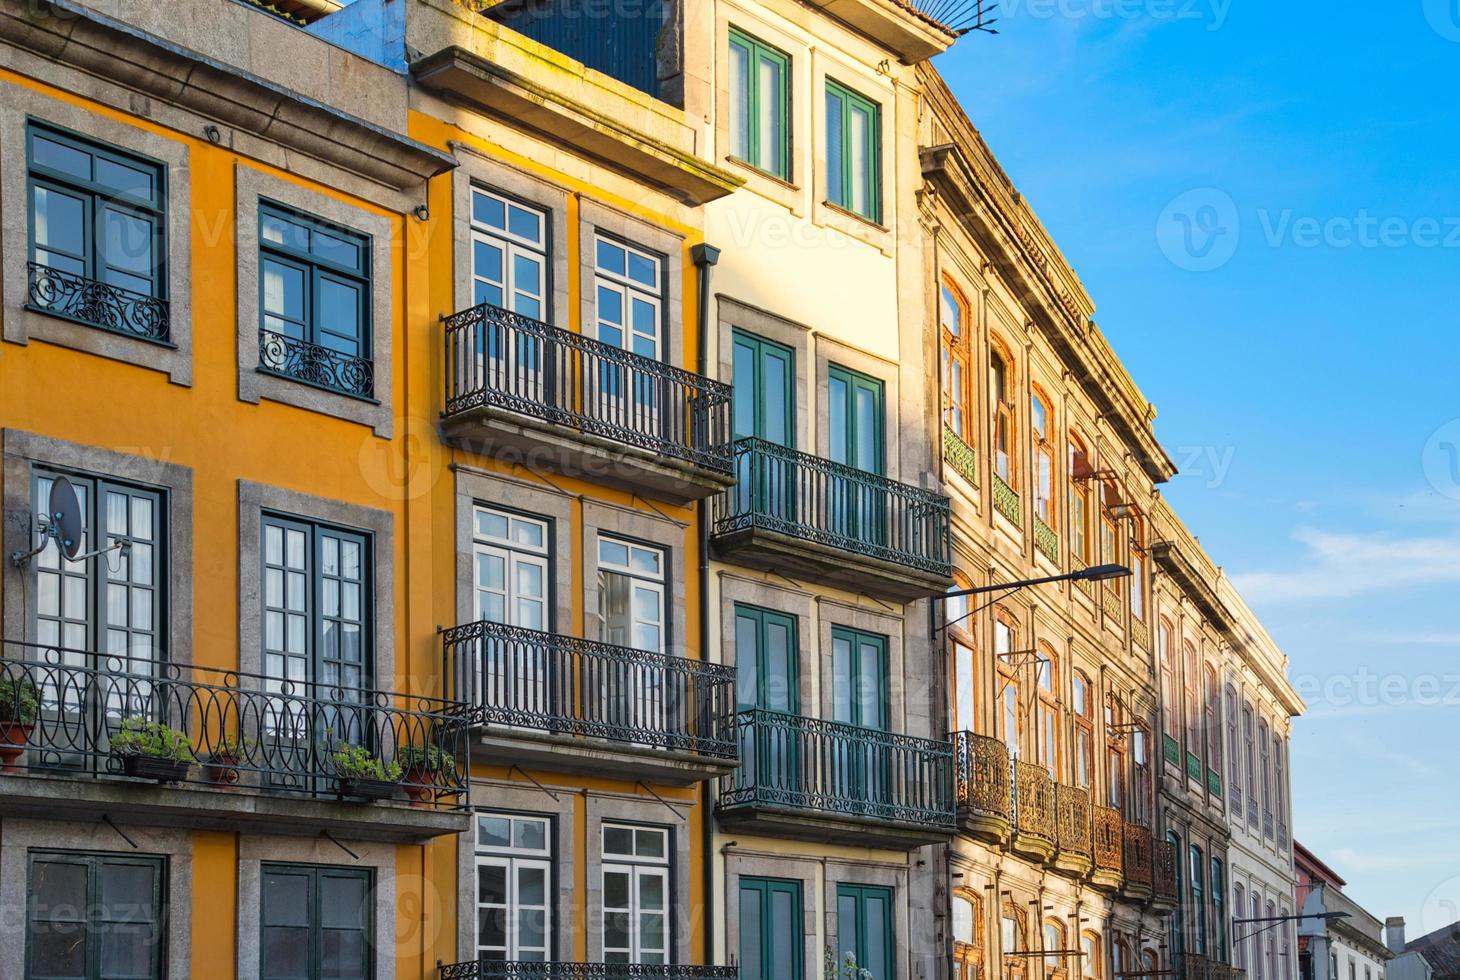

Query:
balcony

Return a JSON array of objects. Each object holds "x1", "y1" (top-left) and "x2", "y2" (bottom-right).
[
  {"x1": 441, "y1": 621, "x2": 737, "y2": 786},
  {"x1": 943, "y1": 424, "x2": 979, "y2": 487},
  {"x1": 716, "y1": 709, "x2": 955, "y2": 849},
  {"x1": 953, "y1": 732, "x2": 1011, "y2": 844},
  {"x1": 1182, "y1": 955, "x2": 1245, "y2": 980},
  {"x1": 1010, "y1": 761, "x2": 1055, "y2": 862},
  {"x1": 442, "y1": 303, "x2": 734, "y2": 505},
  {"x1": 1122, "y1": 822, "x2": 1154, "y2": 900},
  {"x1": 0, "y1": 642, "x2": 469, "y2": 843},
  {"x1": 1091, "y1": 804, "x2": 1124, "y2": 890},
  {"x1": 440, "y1": 963, "x2": 738, "y2": 980},
  {"x1": 710, "y1": 438, "x2": 953, "y2": 602},
  {"x1": 1052, "y1": 783, "x2": 1092, "y2": 877},
  {"x1": 27, "y1": 262, "x2": 170, "y2": 345},
  {"x1": 1153, "y1": 839, "x2": 1179, "y2": 909}
]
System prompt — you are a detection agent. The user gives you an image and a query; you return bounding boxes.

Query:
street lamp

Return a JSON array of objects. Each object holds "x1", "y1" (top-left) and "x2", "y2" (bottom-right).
[
  {"x1": 934, "y1": 563, "x2": 1131, "y2": 636},
  {"x1": 1232, "y1": 911, "x2": 1349, "y2": 944}
]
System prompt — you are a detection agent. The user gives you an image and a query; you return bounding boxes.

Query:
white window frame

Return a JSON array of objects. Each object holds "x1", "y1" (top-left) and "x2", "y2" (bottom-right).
[
  {"x1": 471, "y1": 187, "x2": 549, "y2": 321},
  {"x1": 595, "y1": 537, "x2": 665, "y2": 654},
  {"x1": 601, "y1": 823, "x2": 670, "y2": 964},
  {"x1": 472, "y1": 506, "x2": 550, "y2": 630},
  {"x1": 475, "y1": 812, "x2": 553, "y2": 963},
  {"x1": 592, "y1": 234, "x2": 663, "y2": 360}
]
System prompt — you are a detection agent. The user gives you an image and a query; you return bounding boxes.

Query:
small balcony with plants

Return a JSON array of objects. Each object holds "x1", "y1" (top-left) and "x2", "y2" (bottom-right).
[
  {"x1": 0, "y1": 641, "x2": 470, "y2": 842},
  {"x1": 441, "y1": 302, "x2": 735, "y2": 505},
  {"x1": 440, "y1": 620, "x2": 738, "y2": 786},
  {"x1": 709, "y1": 438, "x2": 954, "y2": 603},
  {"x1": 716, "y1": 709, "x2": 955, "y2": 849}
]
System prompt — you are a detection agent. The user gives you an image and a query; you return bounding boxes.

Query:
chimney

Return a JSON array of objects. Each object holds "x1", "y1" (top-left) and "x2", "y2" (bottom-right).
[{"x1": 1386, "y1": 917, "x2": 1407, "y2": 954}]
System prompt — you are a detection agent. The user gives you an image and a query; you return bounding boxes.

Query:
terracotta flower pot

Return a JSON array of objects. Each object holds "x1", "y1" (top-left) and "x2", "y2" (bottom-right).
[
  {"x1": 0, "y1": 721, "x2": 33, "y2": 771},
  {"x1": 403, "y1": 764, "x2": 437, "y2": 803},
  {"x1": 204, "y1": 756, "x2": 242, "y2": 786}
]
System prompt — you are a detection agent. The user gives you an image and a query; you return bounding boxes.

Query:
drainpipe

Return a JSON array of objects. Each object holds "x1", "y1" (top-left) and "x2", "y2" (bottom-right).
[{"x1": 690, "y1": 241, "x2": 721, "y2": 966}]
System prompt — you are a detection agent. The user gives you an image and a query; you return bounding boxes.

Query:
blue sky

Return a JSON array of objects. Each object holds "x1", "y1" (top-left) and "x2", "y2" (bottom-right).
[{"x1": 937, "y1": 0, "x2": 1460, "y2": 939}]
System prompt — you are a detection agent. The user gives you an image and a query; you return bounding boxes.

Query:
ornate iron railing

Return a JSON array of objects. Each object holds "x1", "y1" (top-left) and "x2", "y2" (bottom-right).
[
  {"x1": 0, "y1": 640, "x2": 469, "y2": 807},
  {"x1": 1277, "y1": 819, "x2": 1289, "y2": 849},
  {"x1": 1101, "y1": 586, "x2": 1124, "y2": 621},
  {"x1": 1071, "y1": 558, "x2": 1093, "y2": 595},
  {"x1": 1154, "y1": 840, "x2": 1178, "y2": 901},
  {"x1": 1247, "y1": 795, "x2": 1259, "y2": 827},
  {"x1": 1093, "y1": 805, "x2": 1124, "y2": 875},
  {"x1": 1186, "y1": 751, "x2": 1203, "y2": 783},
  {"x1": 943, "y1": 424, "x2": 979, "y2": 487},
  {"x1": 440, "y1": 620, "x2": 736, "y2": 758},
  {"x1": 1263, "y1": 809, "x2": 1275, "y2": 839},
  {"x1": 992, "y1": 472, "x2": 1020, "y2": 526},
  {"x1": 442, "y1": 302, "x2": 732, "y2": 473},
  {"x1": 720, "y1": 709, "x2": 955, "y2": 829},
  {"x1": 712, "y1": 438, "x2": 953, "y2": 577},
  {"x1": 1012, "y1": 760, "x2": 1054, "y2": 842},
  {"x1": 440, "y1": 963, "x2": 740, "y2": 980},
  {"x1": 1183, "y1": 954, "x2": 1241, "y2": 980},
  {"x1": 1130, "y1": 617, "x2": 1150, "y2": 649},
  {"x1": 27, "y1": 262, "x2": 170, "y2": 343},
  {"x1": 1123, "y1": 822, "x2": 1154, "y2": 887},
  {"x1": 259, "y1": 328, "x2": 375, "y2": 399},
  {"x1": 1163, "y1": 733, "x2": 1181, "y2": 766},
  {"x1": 1034, "y1": 516, "x2": 1059, "y2": 563},
  {"x1": 953, "y1": 731, "x2": 1011, "y2": 820},
  {"x1": 1055, "y1": 783, "x2": 1091, "y2": 857},
  {"x1": 1208, "y1": 768, "x2": 1222, "y2": 798}
]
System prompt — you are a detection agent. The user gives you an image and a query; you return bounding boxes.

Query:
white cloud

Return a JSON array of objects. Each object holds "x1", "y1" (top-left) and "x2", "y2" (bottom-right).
[{"x1": 1230, "y1": 526, "x2": 1460, "y2": 603}]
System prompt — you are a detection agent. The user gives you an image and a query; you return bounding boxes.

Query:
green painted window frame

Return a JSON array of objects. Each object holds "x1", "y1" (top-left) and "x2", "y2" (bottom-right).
[
  {"x1": 731, "y1": 329, "x2": 796, "y2": 445},
  {"x1": 824, "y1": 79, "x2": 882, "y2": 222},
  {"x1": 826, "y1": 363, "x2": 885, "y2": 475},
  {"x1": 728, "y1": 28, "x2": 792, "y2": 181},
  {"x1": 830, "y1": 626, "x2": 888, "y2": 730},
  {"x1": 733, "y1": 603, "x2": 800, "y2": 712},
  {"x1": 26, "y1": 850, "x2": 167, "y2": 980},
  {"x1": 837, "y1": 883, "x2": 895, "y2": 980},
  {"x1": 740, "y1": 876, "x2": 804, "y2": 980},
  {"x1": 259, "y1": 862, "x2": 374, "y2": 980}
]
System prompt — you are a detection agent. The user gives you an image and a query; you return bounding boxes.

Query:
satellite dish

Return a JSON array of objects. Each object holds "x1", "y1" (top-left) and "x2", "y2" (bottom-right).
[{"x1": 48, "y1": 477, "x2": 85, "y2": 560}]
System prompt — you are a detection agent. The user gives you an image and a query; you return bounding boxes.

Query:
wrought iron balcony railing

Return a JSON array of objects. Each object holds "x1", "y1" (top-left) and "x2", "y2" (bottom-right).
[
  {"x1": 942, "y1": 424, "x2": 979, "y2": 487},
  {"x1": 991, "y1": 472, "x2": 1020, "y2": 527},
  {"x1": 27, "y1": 262, "x2": 170, "y2": 344},
  {"x1": 0, "y1": 641, "x2": 469, "y2": 807},
  {"x1": 442, "y1": 302, "x2": 733, "y2": 473},
  {"x1": 1055, "y1": 783, "x2": 1092, "y2": 857},
  {"x1": 1034, "y1": 516, "x2": 1059, "y2": 563},
  {"x1": 259, "y1": 327, "x2": 375, "y2": 399},
  {"x1": 953, "y1": 731, "x2": 1011, "y2": 820},
  {"x1": 711, "y1": 438, "x2": 953, "y2": 577},
  {"x1": 1183, "y1": 954, "x2": 1243, "y2": 980},
  {"x1": 1154, "y1": 839, "x2": 1178, "y2": 901},
  {"x1": 1130, "y1": 617, "x2": 1151, "y2": 649},
  {"x1": 1123, "y1": 822, "x2": 1154, "y2": 888},
  {"x1": 440, "y1": 620, "x2": 737, "y2": 758},
  {"x1": 1012, "y1": 760, "x2": 1055, "y2": 842},
  {"x1": 720, "y1": 709, "x2": 955, "y2": 829},
  {"x1": 440, "y1": 962, "x2": 740, "y2": 980},
  {"x1": 1093, "y1": 804, "x2": 1124, "y2": 875}
]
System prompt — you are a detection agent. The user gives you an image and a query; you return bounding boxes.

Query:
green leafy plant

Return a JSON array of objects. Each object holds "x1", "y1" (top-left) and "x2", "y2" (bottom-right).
[
  {"x1": 398, "y1": 743, "x2": 456, "y2": 781},
  {"x1": 109, "y1": 717, "x2": 195, "y2": 761},
  {"x1": 332, "y1": 743, "x2": 402, "y2": 782},
  {"x1": 0, "y1": 676, "x2": 40, "y2": 726}
]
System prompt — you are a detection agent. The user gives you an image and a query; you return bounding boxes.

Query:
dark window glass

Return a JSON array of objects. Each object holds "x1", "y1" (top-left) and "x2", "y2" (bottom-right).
[
  {"x1": 27, "y1": 851, "x2": 165, "y2": 980},
  {"x1": 260, "y1": 864, "x2": 372, "y2": 980}
]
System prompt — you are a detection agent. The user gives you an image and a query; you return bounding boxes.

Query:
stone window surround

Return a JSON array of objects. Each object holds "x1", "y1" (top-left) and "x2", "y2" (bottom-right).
[
  {"x1": 0, "y1": 428, "x2": 195, "y2": 664},
  {"x1": 236, "y1": 834, "x2": 398, "y2": 980},
  {"x1": 718, "y1": 572, "x2": 816, "y2": 712},
  {"x1": 456, "y1": 779, "x2": 579, "y2": 963},
  {"x1": 0, "y1": 818, "x2": 193, "y2": 979},
  {"x1": 809, "y1": 49, "x2": 896, "y2": 255},
  {"x1": 814, "y1": 595, "x2": 908, "y2": 735},
  {"x1": 583, "y1": 793, "x2": 693, "y2": 964},
  {"x1": 0, "y1": 89, "x2": 194, "y2": 385},
  {"x1": 712, "y1": 8, "x2": 806, "y2": 216},
  {"x1": 453, "y1": 466, "x2": 575, "y2": 632},
  {"x1": 578, "y1": 198, "x2": 686, "y2": 373},
  {"x1": 449, "y1": 141, "x2": 572, "y2": 327},
  {"x1": 581, "y1": 499, "x2": 689, "y2": 656},
  {"x1": 236, "y1": 480, "x2": 396, "y2": 689},
  {"x1": 722, "y1": 849, "x2": 821, "y2": 978},
  {"x1": 814, "y1": 332, "x2": 904, "y2": 486},
  {"x1": 714, "y1": 295, "x2": 813, "y2": 452},
  {"x1": 234, "y1": 163, "x2": 396, "y2": 438}
]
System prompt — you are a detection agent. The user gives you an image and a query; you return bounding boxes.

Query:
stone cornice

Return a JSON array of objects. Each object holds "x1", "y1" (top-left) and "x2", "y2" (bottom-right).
[{"x1": 0, "y1": 0, "x2": 457, "y2": 191}]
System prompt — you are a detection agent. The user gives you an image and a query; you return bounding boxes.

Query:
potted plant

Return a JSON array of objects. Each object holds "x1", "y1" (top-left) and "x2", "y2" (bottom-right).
[
  {"x1": 398, "y1": 744, "x2": 456, "y2": 803},
  {"x1": 0, "y1": 675, "x2": 40, "y2": 770},
  {"x1": 202, "y1": 735, "x2": 249, "y2": 786},
  {"x1": 332, "y1": 744, "x2": 402, "y2": 802},
  {"x1": 109, "y1": 716, "x2": 195, "y2": 783}
]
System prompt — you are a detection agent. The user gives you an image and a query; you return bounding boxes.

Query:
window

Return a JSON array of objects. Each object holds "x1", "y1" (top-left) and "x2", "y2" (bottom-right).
[
  {"x1": 1069, "y1": 436, "x2": 1092, "y2": 563},
  {"x1": 602, "y1": 824, "x2": 670, "y2": 964},
  {"x1": 471, "y1": 186, "x2": 548, "y2": 319},
  {"x1": 1031, "y1": 389, "x2": 1056, "y2": 528},
  {"x1": 1168, "y1": 832, "x2": 1185, "y2": 964},
  {"x1": 838, "y1": 884, "x2": 894, "y2": 980},
  {"x1": 31, "y1": 471, "x2": 164, "y2": 670},
  {"x1": 1072, "y1": 671, "x2": 1094, "y2": 790},
  {"x1": 1106, "y1": 697, "x2": 1127, "y2": 810},
  {"x1": 258, "y1": 202, "x2": 373, "y2": 398},
  {"x1": 476, "y1": 813, "x2": 552, "y2": 962},
  {"x1": 739, "y1": 877, "x2": 802, "y2": 980},
  {"x1": 990, "y1": 342, "x2": 1016, "y2": 487},
  {"x1": 1131, "y1": 726, "x2": 1151, "y2": 825},
  {"x1": 827, "y1": 364, "x2": 886, "y2": 541},
  {"x1": 1003, "y1": 904, "x2": 1028, "y2": 980},
  {"x1": 1159, "y1": 621, "x2": 1178, "y2": 741},
  {"x1": 260, "y1": 863, "x2": 372, "y2": 980},
  {"x1": 1205, "y1": 666, "x2": 1221, "y2": 780},
  {"x1": 735, "y1": 604, "x2": 799, "y2": 713},
  {"x1": 1190, "y1": 846, "x2": 1207, "y2": 955},
  {"x1": 262, "y1": 515, "x2": 372, "y2": 695},
  {"x1": 729, "y1": 30, "x2": 791, "y2": 180},
  {"x1": 593, "y1": 234, "x2": 664, "y2": 360},
  {"x1": 953, "y1": 890, "x2": 983, "y2": 980},
  {"x1": 732, "y1": 330, "x2": 795, "y2": 445},
  {"x1": 1243, "y1": 705, "x2": 1257, "y2": 824},
  {"x1": 1251, "y1": 894, "x2": 1264, "y2": 980},
  {"x1": 1226, "y1": 685, "x2": 1242, "y2": 814},
  {"x1": 1044, "y1": 919, "x2": 1067, "y2": 976},
  {"x1": 1035, "y1": 645, "x2": 1059, "y2": 779},
  {"x1": 27, "y1": 851, "x2": 165, "y2": 980},
  {"x1": 825, "y1": 79, "x2": 881, "y2": 221},
  {"x1": 949, "y1": 580, "x2": 978, "y2": 735},
  {"x1": 1259, "y1": 721, "x2": 1273, "y2": 834},
  {"x1": 1184, "y1": 644, "x2": 1201, "y2": 758},
  {"x1": 1081, "y1": 932, "x2": 1102, "y2": 980},
  {"x1": 597, "y1": 537, "x2": 665, "y2": 653},
  {"x1": 1100, "y1": 487, "x2": 1121, "y2": 599},
  {"x1": 27, "y1": 122, "x2": 168, "y2": 341},
  {"x1": 473, "y1": 506, "x2": 550, "y2": 630},
  {"x1": 1276, "y1": 736, "x2": 1289, "y2": 835},
  {"x1": 1129, "y1": 521, "x2": 1146, "y2": 621},
  {"x1": 1212, "y1": 859, "x2": 1227, "y2": 961},
  {"x1": 942, "y1": 282, "x2": 973, "y2": 441},
  {"x1": 831, "y1": 627, "x2": 887, "y2": 730},
  {"x1": 1234, "y1": 884, "x2": 1246, "y2": 968},
  {"x1": 995, "y1": 612, "x2": 1020, "y2": 757}
]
